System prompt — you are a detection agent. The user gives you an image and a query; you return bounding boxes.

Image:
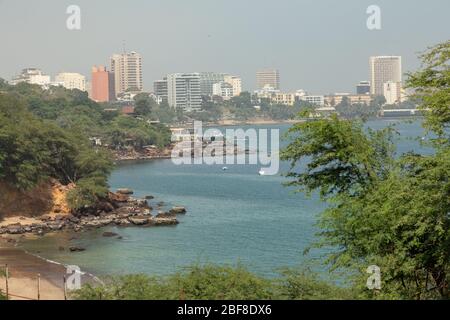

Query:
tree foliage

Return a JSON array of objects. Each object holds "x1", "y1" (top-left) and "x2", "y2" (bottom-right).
[
  {"x1": 281, "y1": 41, "x2": 450, "y2": 300},
  {"x1": 406, "y1": 40, "x2": 450, "y2": 139},
  {"x1": 72, "y1": 264, "x2": 354, "y2": 300}
]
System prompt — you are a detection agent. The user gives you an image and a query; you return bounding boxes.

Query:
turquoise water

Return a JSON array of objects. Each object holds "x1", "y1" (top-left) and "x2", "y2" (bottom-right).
[{"x1": 19, "y1": 119, "x2": 430, "y2": 277}]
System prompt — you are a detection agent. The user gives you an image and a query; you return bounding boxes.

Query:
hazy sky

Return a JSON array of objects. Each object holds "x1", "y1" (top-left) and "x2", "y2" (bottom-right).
[{"x1": 0, "y1": 0, "x2": 449, "y2": 94}]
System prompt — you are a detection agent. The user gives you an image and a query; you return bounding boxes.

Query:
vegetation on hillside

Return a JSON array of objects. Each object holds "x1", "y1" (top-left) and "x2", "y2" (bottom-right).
[
  {"x1": 73, "y1": 264, "x2": 355, "y2": 300},
  {"x1": 281, "y1": 40, "x2": 449, "y2": 300},
  {"x1": 0, "y1": 82, "x2": 171, "y2": 210}
]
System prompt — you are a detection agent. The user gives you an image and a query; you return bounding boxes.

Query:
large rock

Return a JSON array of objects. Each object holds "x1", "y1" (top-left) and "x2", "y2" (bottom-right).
[
  {"x1": 169, "y1": 206, "x2": 187, "y2": 214},
  {"x1": 6, "y1": 224, "x2": 24, "y2": 234},
  {"x1": 109, "y1": 192, "x2": 130, "y2": 203},
  {"x1": 153, "y1": 217, "x2": 179, "y2": 226},
  {"x1": 156, "y1": 212, "x2": 176, "y2": 219},
  {"x1": 128, "y1": 216, "x2": 150, "y2": 226},
  {"x1": 116, "y1": 188, "x2": 134, "y2": 195}
]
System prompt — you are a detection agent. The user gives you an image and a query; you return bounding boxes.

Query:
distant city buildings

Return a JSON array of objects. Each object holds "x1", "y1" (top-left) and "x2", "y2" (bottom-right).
[
  {"x1": 299, "y1": 95, "x2": 325, "y2": 106},
  {"x1": 91, "y1": 66, "x2": 115, "y2": 102},
  {"x1": 11, "y1": 68, "x2": 51, "y2": 87},
  {"x1": 254, "y1": 84, "x2": 280, "y2": 99},
  {"x1": 167, "y1": 73, "x2": 202, "y2": 112},
  {"x1": 383, "y1": 81, "x2": 402, "y2": 105},
  {"x1": 153, "y1": 78, "x2": 168, "y2": 104},
  {"x1": 273, "y1": 93, "x2": 296, "y2": 106},
  {"x1": 213, "y1": 81, "x2": 234, "y2": 100},
  {"x1": 223, "y1": 75, "x2": 242, "y2": 97},
  {"x1": 256, "y1": 69, "x2": 280, "y2": 90},
  {"x1": 200, "y1": 72, "x2": 227, "y2": 96},
  {"x1": 369, "y1": 56, "x2": 402, "y2": 96},
  {"x1": 110, "y1": 51, "x2": 143, "y2": 96},
  {"x1": 356, "y1": 81, "x2": 371, "y2": 95},
  {"x1": 325, "y1": 93, "x2": 373, "y2": 106},
  {"x1": 55, "y1": 72, "x2": 86, "y2": 91},
  {"x1": 199, "y1": 72, "x2": 242, "y2": 98}
]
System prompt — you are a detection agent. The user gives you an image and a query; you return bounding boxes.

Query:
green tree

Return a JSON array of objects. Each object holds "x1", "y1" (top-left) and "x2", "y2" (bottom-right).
[
  {"x1": 281, "y1": 41, "x2": 450, "y2": 299},
  {"x1": 406, "y1": 40, "x2": 450, "y2": 140},
  {"x1": 134, "y1": 93, "x2": 157, "y2": 116}
]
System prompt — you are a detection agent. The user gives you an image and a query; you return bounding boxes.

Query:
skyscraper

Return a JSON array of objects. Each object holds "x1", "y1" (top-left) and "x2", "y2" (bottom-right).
[
  {"x1": 369, "y1": 56, "x2": 402, "y2": 96},
  {"x1": 256, "y1": 69, "x2": 280, "y2": 90},
  {"x1": 55, "y1": 72, "x2": 86, "y2": 91},
  {"x1": 167, "y1": 73, "x2": 202, "y2": 112},
  {"x1": 91, "y1": 65, "x2": 115, "y2": 102},
  {"x1": 110, "y1": 51, "x2": 143, "y2": 96}
]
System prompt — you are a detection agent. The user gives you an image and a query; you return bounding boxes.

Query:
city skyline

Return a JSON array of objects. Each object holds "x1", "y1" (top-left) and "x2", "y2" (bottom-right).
[{"x1": 0, "y1": 0, "x2": 449, "y2": 94}]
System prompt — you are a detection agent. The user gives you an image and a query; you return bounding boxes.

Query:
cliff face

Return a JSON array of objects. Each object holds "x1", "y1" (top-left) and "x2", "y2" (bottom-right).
[{"x1": 0, "y1": 179, "x2": 73, "y2": 220}]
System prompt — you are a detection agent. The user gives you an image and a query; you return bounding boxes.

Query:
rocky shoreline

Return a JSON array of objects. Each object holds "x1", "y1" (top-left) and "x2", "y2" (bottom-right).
[{"x1": 0, "y1": 189, "x2": 186, "y2": 237}]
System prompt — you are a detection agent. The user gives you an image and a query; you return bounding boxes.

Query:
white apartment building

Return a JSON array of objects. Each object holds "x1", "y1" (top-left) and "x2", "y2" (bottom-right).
[
  {"x1": 254, "y1": 84, "x2": 280, "y2": 99},
  {"x1": 11, "y1": 68, "x2": 51, "y2": 87},
  {"x1": 167, "y1": 73, "x2": 202, "y2": 112},
  {"x1": 55, "y1": 72, "x2": 86, "y2": 91},
  {"x1": 223, "y1": 75, "x2": 242, "y2": 97},
  {"x1": 383, "y1": 81, "x2": 402, "y2": 105},
  {"x1": 369, "y1": 56, "x2": 402, "y2": 96},
  {"x1": 110, "y1": 51, "x2": 143, "y2": 96},
  {"x1": 213, "y1": 82, "x2": 234, "y2": 100},
  {"x1": 300, "y1": 95, "x2": 325, "y2": 106}
]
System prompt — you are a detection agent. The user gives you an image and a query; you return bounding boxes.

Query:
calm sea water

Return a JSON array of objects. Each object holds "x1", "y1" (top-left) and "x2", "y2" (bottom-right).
[{"x1": 19, "y1": 119, "x2": 430, "y2": 277}]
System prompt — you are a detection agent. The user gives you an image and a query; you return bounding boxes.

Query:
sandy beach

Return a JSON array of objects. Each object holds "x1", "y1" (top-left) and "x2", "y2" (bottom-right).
[{"x1": 0, "y1": 240, "x2": 66, "y2": 300}]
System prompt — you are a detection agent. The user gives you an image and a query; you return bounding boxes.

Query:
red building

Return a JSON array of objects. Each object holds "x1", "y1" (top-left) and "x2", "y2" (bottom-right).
[{"x1": 91, "y1": 65, "x2": 115, "y2": 102}]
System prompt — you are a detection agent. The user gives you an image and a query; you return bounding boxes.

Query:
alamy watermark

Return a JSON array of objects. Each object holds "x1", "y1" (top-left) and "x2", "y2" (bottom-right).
[
  {"x1": 171, "y1": 121, "x2": 280, "y2": 175},
  {"x1": 367, "y1": 5, "x2": 381, "y2": 30},
  {"x1": 66, "y1": 265, "x2": 81, "y2": 290},
  {"x1": 66, "y1": 5, "x2": 81, "y2": 30},
  {"x1": 366, "y1": 265, "x2": 381, "y2": 290}
]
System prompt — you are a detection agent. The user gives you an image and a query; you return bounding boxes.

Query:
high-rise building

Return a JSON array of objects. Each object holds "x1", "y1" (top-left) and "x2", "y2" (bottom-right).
[
  {"x1": 91, "y1": 66, "x2": 115, "y2": 102},
  {"x1": 369, "y1": 56, "x2": 402, "y2": 96},
  {"x1": 167, "y1": 73, "x2": 202, "y2": 112},
  {"x1": 110, "y1": 51, "x2": 143, "y2": 96},
  {"x1": 11, "y1": 68, "x2": 50, "y2": 87},
  {"x1": 383, "y1": 81, "x2": 402, "y2": 105},
  {"x1": 154, "y1": 78, "x2": 168, "y2": 104},
  {"x1": 356, "y1": 81, "x2": 371, "y2": 95},
  {"x1": 213, "y1": 82, "x2": 234, "y2": 100},
  {"x1": 55, "y1": 72, "x2": 86, "y2": 91},
  {"x1": 224, "y1": 75, "x2": 242, "y2": 97},
  {"x1": 256, "y1": 69, "x2": 280, "y2": 90},
  {"x1": 199, "y1": 72, "x2": 227, "y2": 96}
]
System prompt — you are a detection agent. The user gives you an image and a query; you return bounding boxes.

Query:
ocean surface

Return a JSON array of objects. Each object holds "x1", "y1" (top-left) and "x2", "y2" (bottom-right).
[{"x1": 19, "y1": 119, "x2": 431, "y2": 278}]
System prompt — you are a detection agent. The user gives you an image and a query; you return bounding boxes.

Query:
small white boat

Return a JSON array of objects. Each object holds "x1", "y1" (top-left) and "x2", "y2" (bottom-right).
[
  {"x1": 258, "y1": 169, "x2": 265, "y2": 176},
  {"x1": 222, "y1": 167, "x2": 228, "y2": 171}
]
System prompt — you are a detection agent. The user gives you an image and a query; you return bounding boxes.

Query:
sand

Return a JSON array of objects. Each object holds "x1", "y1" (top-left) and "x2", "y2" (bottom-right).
[{"x1": 0, "y1": 243, "x2": 66, "y2": 300}]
